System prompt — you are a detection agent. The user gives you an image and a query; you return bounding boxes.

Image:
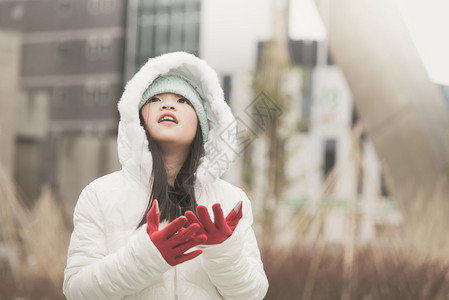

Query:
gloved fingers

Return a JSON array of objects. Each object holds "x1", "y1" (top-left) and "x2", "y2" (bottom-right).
[
  {"x1": 227, "y1": 218, "x2": 241, "y2": 232},
  {"x1": 225, "y1": 201, "x2": 243, "y2": 231},
  {"x1": 160, "y1": 216, "x2": 187, "y2": 239},
  {"x1": 185, "y1": 210, "x2": 200, "y2": 227},
  {"x1": 174, "y1": 234, "x2": 207, "y2": 254},
  {"x1": 196, "y1": 206, "x2": 215, "y2": 232},
  {"x1": 146, "y1": 200, "x2": 160, "y2": 234},
  {"x1": 169, "y1": 223, "x2": 201, "y2": 244},
  {"x1": 212, "y1": 203, "x2": 227, "y2": 231},
  {"x1": 174, "y1": 249, "x2": 203, "y2": 265}
]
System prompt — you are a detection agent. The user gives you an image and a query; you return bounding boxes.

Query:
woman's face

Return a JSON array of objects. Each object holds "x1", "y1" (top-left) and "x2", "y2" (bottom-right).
[{"x1": 141, "y1": 92, "x2": 199, "y2": 149}]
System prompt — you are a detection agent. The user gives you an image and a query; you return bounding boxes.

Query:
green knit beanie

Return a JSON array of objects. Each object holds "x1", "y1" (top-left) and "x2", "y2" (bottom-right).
[{"x1": 139, "y1": 75, "x2": 209, "y2": 143}]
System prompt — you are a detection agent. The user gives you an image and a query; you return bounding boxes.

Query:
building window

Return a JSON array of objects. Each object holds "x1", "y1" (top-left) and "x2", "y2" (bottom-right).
[
  {"x1": 59, "y1": 0, "x2": 71, "y2": 12},
  {"x1": 103, "y1": 0, "x2": 114, "y2": 11},
  {"x1": 323, "y1": 139, "x2": 337, "y2": 179},
  {"x1": 53, "y1": 87, "x2": 67, "y2": 103},
  {"x1": 85, "y1": 86, "x2": 97, "y2": 104},
  {"x1": 98, "y1": 85, "x2": 109, "y2": 101},
  {"x1": 154, "y1": 12, "x2": 170, "y2": 54},
  {"x1": 86, "y1": 37, "x2": 113, "y2": 60},
  {"x1": 84, "y1": 84, "x2": 110, "y2": 105},
  {"x1": 289, "y1": 40, "x2": 318, "y2": 68},
  {"x1": 135, "y1": 0, "x2": 201, "y2": 66},
  {"x1": 101, "y1": 39, "x2": 113, "y2": 57},
  {"x1": 57, "y1": 41, "x2": 70, "y2": 58},
  {"x1": 183, "y1": 3, "x2": 200, "y2": 54},
  {"x1": 169, "y1": 8, "x2": 185, "y2": 51},
  {"x1": 88, "y1": 0, "x2": 115, "y2": 14}
]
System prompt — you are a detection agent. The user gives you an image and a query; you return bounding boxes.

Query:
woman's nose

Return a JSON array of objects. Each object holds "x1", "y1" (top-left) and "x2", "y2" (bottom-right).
[{"x1": 161, "y1": 104, "x2": 175, "y2": 110}]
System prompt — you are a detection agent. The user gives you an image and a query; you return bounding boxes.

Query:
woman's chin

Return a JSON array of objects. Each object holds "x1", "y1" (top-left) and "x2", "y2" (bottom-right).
[{"x1": 154, "y1": 136, "x2": 194, "y2": 149}]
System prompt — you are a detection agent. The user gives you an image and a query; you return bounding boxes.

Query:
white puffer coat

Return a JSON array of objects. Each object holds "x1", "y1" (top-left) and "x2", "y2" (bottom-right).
[{"x1": 63, "y1": 52, "x2": 269, "y2": 300}]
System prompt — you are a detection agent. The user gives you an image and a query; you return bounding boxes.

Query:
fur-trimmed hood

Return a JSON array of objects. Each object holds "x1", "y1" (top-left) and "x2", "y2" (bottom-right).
[{"x1": 117, "y1": 52, "x2": 236, "y2": 187}]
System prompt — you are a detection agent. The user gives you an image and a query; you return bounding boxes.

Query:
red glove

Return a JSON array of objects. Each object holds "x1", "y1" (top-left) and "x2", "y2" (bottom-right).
[
  {"x1": 146, "y1": 200, "x2": 207, "y2": 266},
  {"x1": 185, "y1": 202, "x2": 243, "y2": 245}
]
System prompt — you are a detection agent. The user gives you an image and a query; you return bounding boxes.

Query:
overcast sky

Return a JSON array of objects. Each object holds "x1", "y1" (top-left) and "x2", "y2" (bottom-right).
[
  {"x1": 289, "y1": 0, "x2": 449, "y2": 86},
  {"x1": 396, "y1": 0, "x2": 449, "y2": 86}
]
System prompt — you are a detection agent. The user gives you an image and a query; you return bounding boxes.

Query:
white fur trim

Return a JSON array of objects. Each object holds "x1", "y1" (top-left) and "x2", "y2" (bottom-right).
[{"x1": 117, "y1": 52, "x2": 236, "y2": 186}]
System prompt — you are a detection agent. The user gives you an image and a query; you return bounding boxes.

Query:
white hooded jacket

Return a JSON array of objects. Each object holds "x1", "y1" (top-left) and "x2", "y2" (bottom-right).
[{"x1": 63, "y1": 52, "x2": 269, "y2": 300}]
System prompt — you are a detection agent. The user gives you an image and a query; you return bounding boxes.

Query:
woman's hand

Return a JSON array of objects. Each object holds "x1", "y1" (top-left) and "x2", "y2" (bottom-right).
[
  {"x1": 185, "y1": 202, "x2": 243, "y2": 245},
  {"x1": 146, "y1": 200, "x2": 207, "y2": 266}
]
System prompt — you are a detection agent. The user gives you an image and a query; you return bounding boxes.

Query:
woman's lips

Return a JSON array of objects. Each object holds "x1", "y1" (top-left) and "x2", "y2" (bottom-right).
[{"x1": 158, "y1": 113, "x2": 178, "y2": 124}]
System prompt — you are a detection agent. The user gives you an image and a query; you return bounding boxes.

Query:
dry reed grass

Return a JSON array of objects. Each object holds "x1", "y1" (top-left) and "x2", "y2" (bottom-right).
[
  {"x1": 259, "y1": 124, "x2": 449, "y2": 299},
  {"x1": 396, "y1": 180, "x2": 449, "y2": 261},
  {"x1": 1, "y1": 155, "x2": 449, "y2": 299},
  {"x1": 0, "y1": 164, "x2": 68, "y2": 299},
  {"x1": 258, "y1": 171, "x2": 449, "y2": 299},
  {"x1": 262, "y1": 242, "x2": 449, "y2": 300},
  {"x1": 0, "y1": 163, "x2": 29, "y2": 280}
]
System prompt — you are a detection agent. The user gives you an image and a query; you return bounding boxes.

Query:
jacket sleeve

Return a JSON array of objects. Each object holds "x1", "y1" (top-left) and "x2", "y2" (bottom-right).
[
  {"x1": 199, "y1": 190, "x2": 269, "y2": 300},
  {"x1": 63, "y1": 186, "x2": 171, "y2": 300}
]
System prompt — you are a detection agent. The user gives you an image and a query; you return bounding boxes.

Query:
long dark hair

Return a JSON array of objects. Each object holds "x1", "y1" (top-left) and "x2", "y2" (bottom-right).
[{"x1": 136, "y1": 110, "x2": 205, "y2": 228}]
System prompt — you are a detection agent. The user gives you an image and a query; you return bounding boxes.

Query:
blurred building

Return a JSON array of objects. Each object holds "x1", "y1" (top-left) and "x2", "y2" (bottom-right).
[
  {"x1": 314, "y1": 0, "x2": 449, "y2": 240},
  {"x1": 440, "y1": 85, "x2": 449, "y2": 107},
  {"x1": 0, "y1": 0, "x2": 125, "y2": 217},
  {"x1": 0, "y1": 0, "x2": 402, "y2": 237},
  {"x1": 0, "y1": 29, "x2": 21, "y2": 177},
  {"x1": 125, "y1": 0, "x2": 201, "y2": 81},
  {"x1": 191, "y1": 0, "x2": 398, "y2": 243}
]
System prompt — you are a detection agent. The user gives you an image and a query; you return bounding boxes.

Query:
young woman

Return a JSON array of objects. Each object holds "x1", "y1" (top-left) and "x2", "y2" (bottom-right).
[{"x1": 63, "y1": 52, "x2": 269, "y2": 299}]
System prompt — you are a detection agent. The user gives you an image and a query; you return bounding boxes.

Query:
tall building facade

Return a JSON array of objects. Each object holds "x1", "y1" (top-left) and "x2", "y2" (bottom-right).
[
  {"x1": 0, "y1": 29, "x2": 21, "y2": 177},
  {"x1": 0, "y1": 0, "x2": 126, "y2": 204},
  {"x1": 125, "y1": 0, "x2": 201, "y2": 80}
]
